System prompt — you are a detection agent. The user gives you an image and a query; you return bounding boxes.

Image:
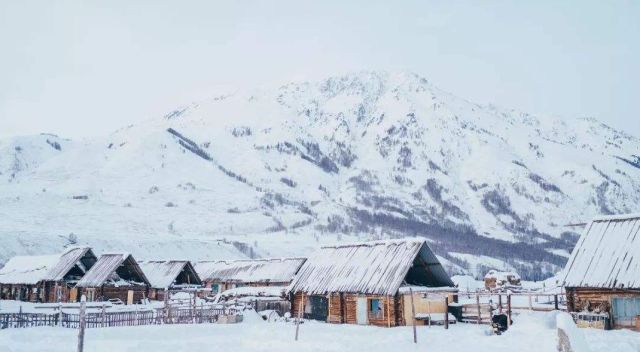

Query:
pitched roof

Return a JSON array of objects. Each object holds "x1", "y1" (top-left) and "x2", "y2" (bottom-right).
[
  {"x1": 76, "y1": 253, "x2": 149, "y2": 287},
  {"x1": 194, "y1": 257, "x2": 306, "y2": 284},
  {"x1": 138, "y1": 260, "x2": 202, "y2": 289},
  {"x1": 563, "y1": 213, "x2": 640, "y2": 289},
  {"x1": 42, "y1": 247, "x2": 96, "y2": 281},
  {"x1": 0, "y1": 247, "x2": 96, "y2": 285},
  {"x1": 287, "y1": 238, "x2": 454, "y2": 295}
]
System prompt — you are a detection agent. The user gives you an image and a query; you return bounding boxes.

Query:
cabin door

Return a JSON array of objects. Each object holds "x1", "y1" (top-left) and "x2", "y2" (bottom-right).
[
  {"x1": 356, "y1": 297, "x2": 368, "y2": 325},
  {"x1": 69, "y1": 288, "x2": 78, "y2": 302},
  {"x1": 303, "y1": 295, "x2": 328, "y2": 321},
  {"x1": 127, "y1": 290, "x2": 134, "y2": 305},
  {"x1": 612, "y1": 297, "x2": 640, "y2": 327}
]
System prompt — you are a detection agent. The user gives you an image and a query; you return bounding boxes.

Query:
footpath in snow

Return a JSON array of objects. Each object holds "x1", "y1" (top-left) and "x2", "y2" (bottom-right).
[{"x1": 0, "y1": 311, "x2": 638, "y2": 352}]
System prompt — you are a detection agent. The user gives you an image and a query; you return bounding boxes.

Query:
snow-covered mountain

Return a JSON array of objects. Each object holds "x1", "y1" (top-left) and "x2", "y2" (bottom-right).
[{"x1": 2, "y1": 71, "x2": 639, "y2": 279}]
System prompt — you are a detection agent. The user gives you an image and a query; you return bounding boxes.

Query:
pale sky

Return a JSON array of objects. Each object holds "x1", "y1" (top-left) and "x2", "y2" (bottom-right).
[{"x1": 1, "y1": 0, "x2": 639, "y2": 139}]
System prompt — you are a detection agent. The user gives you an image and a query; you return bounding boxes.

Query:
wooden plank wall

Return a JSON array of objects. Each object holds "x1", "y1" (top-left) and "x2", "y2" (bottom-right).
[
  {"x1": 292, "y1": 292, "x2": 403, "y2": 327},
  {"x1": 568, "y1": 287, "x2": 640, "y2": 329}
]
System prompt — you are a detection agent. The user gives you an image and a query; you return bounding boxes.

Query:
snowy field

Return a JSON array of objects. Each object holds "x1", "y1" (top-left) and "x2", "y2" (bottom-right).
[{"x1": 1, "y1": 311, "x2": 638, "y2": 352}]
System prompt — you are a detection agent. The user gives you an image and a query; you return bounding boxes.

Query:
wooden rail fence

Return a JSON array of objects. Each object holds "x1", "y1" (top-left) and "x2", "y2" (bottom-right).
[{"x1": 0, "y1": 306, "x2": 237, "y2": 329}]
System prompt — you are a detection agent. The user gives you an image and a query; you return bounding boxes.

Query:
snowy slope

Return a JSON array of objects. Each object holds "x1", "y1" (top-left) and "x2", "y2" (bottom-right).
[{"x1": 1, "y1": 71, "x2": 639, "y2": 279}]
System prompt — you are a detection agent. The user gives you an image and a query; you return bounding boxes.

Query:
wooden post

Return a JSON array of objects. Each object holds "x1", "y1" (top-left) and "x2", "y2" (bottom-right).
[
  {"x1": 528, "y1": 295, "x2": 533, "y2": 311},
  {"x1": 554, "y1": 294, "x2": 559, "y2": 311},
  {"x1": 386, "y1": 296, "x2": 391, "y2": 328},
  {"x1": 476, "y1": 294, "x2": 481, "y2": 324},
  {"x1": 328, "y1": 293, "x2": 332, "y2": 323},
  {"x1": 409, "y1": 288, "x2": 417, "y2": 344},
  {"x1": 163, "y1": 288, "x2": 169, "y2": 324},
  {"x1": 427, "y1": 299, "x2": 432, "y2": 327},
  {"x1": 77, "y1": 295, "x2": 86, "y2": 352},
  {"x1": 101, "y1": 303, "x2": 106, "y2": 327},
  {"x1": 507, "y1": 294, "x2": 512, "y2": 329},
  {"x1": 191, "y1": 291, "x2": 196, "y2": 324},
  {"x1": 295, "y1": 293, "x2": 304, "y2": 341},
  {"x1": 498, "y1": 294, "x2": 503, "y2": 314},
  {"x1": 444, "y1": 296, "x2": 449, "y2": 330},
  {"x1": 57, "y1": 303, "x2": 63, "y2": 327},
  {"x1": 340, "y1": 293, "x2": 345, "y2": 324}
]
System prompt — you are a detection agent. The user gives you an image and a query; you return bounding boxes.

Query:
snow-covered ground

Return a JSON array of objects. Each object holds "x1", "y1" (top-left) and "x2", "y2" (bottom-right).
[{"x1": 0, "y1": 311, "x2": 638, "y2": 352}]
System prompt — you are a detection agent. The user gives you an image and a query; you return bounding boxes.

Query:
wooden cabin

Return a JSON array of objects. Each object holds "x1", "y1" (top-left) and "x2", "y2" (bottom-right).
[
  {"x1": 76, "y1": 253, "x2": 150, "y2": 304},
  {"x1": 288, "y1": 238, "x2": 457, "y2": 327},
  {"x1": 194, "y1": 258, "x2": 306, "y2": 294},
  {"x1": 138, "y1": 260, "x2": 202, "y2": 301},
  {"x1": 563, "y1": 213, "x2": 640, "y2": 330},
  {"x1": 484, "y1": 270, "x2": 522, "y2": 291},
  {"x1": 0, "y1": 247, "x2": 97, "y2": 303}
]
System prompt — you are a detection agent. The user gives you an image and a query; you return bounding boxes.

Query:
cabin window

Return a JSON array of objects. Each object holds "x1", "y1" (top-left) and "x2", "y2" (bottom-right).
[{"x1": 369, "y1": 298, "x2": 384, "y2": 319}]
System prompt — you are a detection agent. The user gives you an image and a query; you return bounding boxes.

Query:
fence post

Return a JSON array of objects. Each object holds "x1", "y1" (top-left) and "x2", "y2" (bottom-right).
[
  {"x1": 554, "y1": 295, "x2": 559, "y2": 311},
  {"x1": 498, "y1": 294, "x2": 503, "y2": 314},
  {"x1": 101, "y1": 304, "x2": 106, "y2": 327},
  {"x1": 409, "y1": 288, "x2": 417, "y2": 344},
  {"x1": 57, "y1": 303, "x2": 62, "y2": 327},
  {"x1": 163, "y1": 289, "x2": 169, "y2": 324},
  {"x1": 507, "y1": 294, "x2": 512, "y2": 329},
  {"x1": 528, "y1": 295, "x2": 533, "y2": 311},
  {"x1": 476, "y1": 294, "x2": 481, "y2": 324},
  {"x1": 444, "y1": 296, "x2": 449, "y2": 330},
  {"x1": 192, "y1": 291, "x2": 197, "y2": 324},
  {"x1": 295, "y1": 293, "x2": 304, "y2": 341},
  {"x1": 77, "y1": 295, "x2": 86, "y2": 352},
  {"x1": 18, "y1": 306, "x2": 22, "y2": 328}
]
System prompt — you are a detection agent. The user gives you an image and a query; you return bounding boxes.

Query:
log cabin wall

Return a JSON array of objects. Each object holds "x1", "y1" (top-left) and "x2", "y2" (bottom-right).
[
  {"x1": 79, "y1": 285, "x2": 148, "y2": 304},
  {"x1": 292, "y1": 292, "x2": 403, "y2": 327},
  {"x1": 567, "y1": 287, "x2": 640, "y2": 329},
  {"x1": 43, "y1": 281, "x2": 72, "y2": 303},
  {"x1": 568, "y1": 288, "x2": 640, "y2": 312},
  {"x1": 0, "y1": 284, "x2": 39, "y2": 302}
]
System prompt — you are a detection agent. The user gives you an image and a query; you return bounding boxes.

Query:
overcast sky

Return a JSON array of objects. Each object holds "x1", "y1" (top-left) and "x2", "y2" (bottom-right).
[{"x1": 1, "y1": 0, "x2": 638, "y2": 139}]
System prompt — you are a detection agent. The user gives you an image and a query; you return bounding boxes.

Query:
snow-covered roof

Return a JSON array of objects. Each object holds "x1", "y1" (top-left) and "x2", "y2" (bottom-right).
[
  {"x1": 563, "y1": 213, "x2": 640, "y2": 289},
  {"x1": 484, "y1": 270, "x2": 521, "y2": 281},
  {"x1": 76, "y1": 253, "x2": 149, "y2": 287},
  {"x1": 138, "y1": 260, "x2": 201, "y2": 289},
  {"x1": 217, "y1": 286, "x2": 286, "y2": 299},
  {"x1": 42, "y1": 247, "x2": 96, "y2": 282},
  {"x1": 287, "y1": 238, "x2": 454, "y2": 296},
  {"x1": 0, "y1": 247, "x2": 96, "y2": 285},
  {"x1": 0, "y1": 255, "x2": 60, "y2": 285},
  {"x1": 193, "y1": 257, "x2": 306, "y2": 284}
]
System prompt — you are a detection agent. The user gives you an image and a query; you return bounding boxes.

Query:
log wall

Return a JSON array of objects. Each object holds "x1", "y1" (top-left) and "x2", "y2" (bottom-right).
[
  {"x1": 292, "y1": 292, "x2": 403, "y2": 327},
  {"x1": 567, "y1": 287, "x2": 640, "y2": 330}
]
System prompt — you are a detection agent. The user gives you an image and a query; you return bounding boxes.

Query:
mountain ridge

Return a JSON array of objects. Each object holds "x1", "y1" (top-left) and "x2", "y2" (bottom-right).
[{"x1": 1, "y1": 71, "x2": 639, "y2": 280}]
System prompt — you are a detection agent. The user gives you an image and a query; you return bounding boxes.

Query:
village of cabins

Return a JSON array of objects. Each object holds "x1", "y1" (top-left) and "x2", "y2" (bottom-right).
[{"x1": 0, "y1": 213, "x2": 638, "y2": 331}]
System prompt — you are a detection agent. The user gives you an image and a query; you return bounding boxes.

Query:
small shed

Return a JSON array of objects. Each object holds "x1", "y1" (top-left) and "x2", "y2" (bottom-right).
[
  {"x1": 0, "y1": 247, "x2": 97, "y2": 303},
  {"x1": 484, "y1": 270, "x2": 521, "y2": 291},
  {"x1": 562, "y1": 213, "x2": 640, "y2": 330},
  {"x1": 138, "y1": 260, "x2": 202, "y2": 301},
  {"x1": 76, "y1": 253, "x2": 150, "y2": 304},
  {"x1": 194, "y1": 257, "x2": 306, "y2": 293},
  {"x1": 287, "y1": 238, "x2": 456, "y2": 327}
]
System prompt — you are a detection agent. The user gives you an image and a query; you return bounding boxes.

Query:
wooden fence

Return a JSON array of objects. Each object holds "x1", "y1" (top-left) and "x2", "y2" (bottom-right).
[
  {"x1": 0, "y1": 305, "x2": 237, "y2": 330},
  {"x1": 456, "y1": 292, "x2": 566, "y2": 325}
]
